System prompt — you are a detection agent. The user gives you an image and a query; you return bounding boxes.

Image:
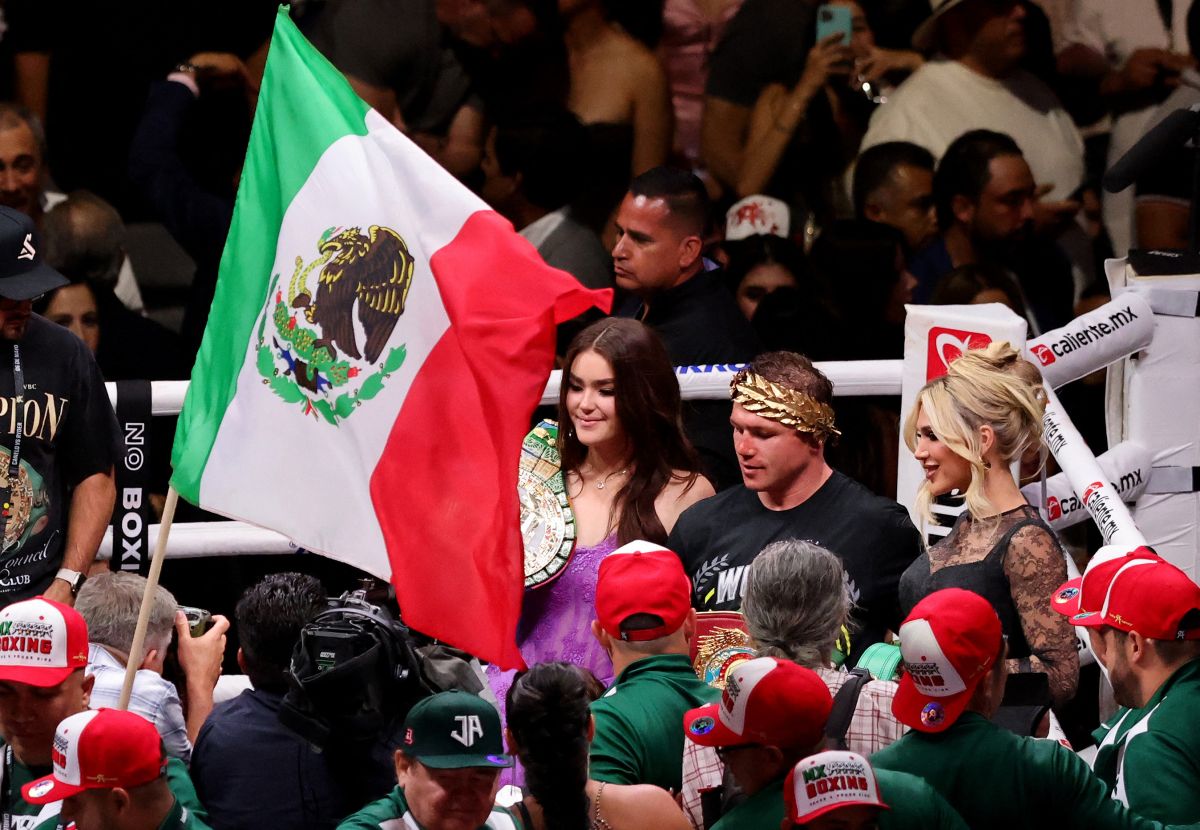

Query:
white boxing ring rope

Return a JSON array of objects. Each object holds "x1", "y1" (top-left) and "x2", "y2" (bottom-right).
[{"x1": 98, "y1": 295, "x2": 1152, "y2": 560}]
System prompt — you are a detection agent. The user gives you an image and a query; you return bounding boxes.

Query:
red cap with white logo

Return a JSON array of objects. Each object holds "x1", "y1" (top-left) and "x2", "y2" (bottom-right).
[
  {"x1": 893, "y1": 589, "x2": 1003, "y2": 734},
  {"x1": 23, "y1": 709, "x2": 166, "y2": 804},
  {"x1": 683, "y1": 656, "x2": 831, "y2": 750},
  {"x1": 0, "y1": 597, "x2": 89, "y2": 687},
  {"x1": 1050, "y1": 546, "x2": 1160, "y2": 618},
  {"x1": 1071, "y1": 556, "x2": 1200, "y2": 640},
  {"x1": 783, "y1": 751, "x2": 889, "y2": 826}
]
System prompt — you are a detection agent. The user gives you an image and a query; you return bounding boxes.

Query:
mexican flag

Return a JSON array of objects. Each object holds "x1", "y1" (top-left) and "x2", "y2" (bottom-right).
[{"x1": 171, "y1": 8, "x2": 611, "y2": 669}]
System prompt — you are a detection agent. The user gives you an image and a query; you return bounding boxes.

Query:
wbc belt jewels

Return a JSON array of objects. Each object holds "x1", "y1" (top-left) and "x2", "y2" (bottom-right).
[{"x1": 518, "y1": 421, "x2": 576, "y2": 589}]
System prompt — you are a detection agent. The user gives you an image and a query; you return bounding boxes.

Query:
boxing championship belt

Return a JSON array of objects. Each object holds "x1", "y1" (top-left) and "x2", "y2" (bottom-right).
[{"x1": 518, "y1": 420, "x2": 576, "y2": 589}]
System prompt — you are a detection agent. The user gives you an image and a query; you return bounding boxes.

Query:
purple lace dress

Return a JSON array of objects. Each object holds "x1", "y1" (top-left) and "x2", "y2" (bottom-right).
[{"x1": 487, "y1": 533, "x2": 620, "y2": 787}]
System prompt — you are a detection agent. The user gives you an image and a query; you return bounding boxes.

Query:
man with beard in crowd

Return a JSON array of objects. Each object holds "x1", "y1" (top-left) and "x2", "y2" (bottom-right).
[{"x1": 909, "y1": 130, "x2": 1075, "y2": 332}]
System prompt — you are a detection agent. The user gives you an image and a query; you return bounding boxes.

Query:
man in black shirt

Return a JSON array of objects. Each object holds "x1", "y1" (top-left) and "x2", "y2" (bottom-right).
[
  {"x1": 612, "y1": 167, "x2": 762, "y2": 488},
  {"x1": 668, "y1": 352, "x2": 922, "y2": 663},
  {"x1": 0, "y1": 207, "x2": 118, "y2": 606}
]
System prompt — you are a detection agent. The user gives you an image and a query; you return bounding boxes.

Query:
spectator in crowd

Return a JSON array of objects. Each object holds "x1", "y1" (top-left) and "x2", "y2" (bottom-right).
[
  {"x1": 0, "y1": 105, "x2": 144, "y2": 311},
  {"x1": 301, "y1": 0, "x2": 483, "y2": 178},
  {"x1": 480, "y1": 111, "x2": 613, "y2": 289},
  {"x1": 658, "y1": 0, "x2": 744, "y2": 175},
  {"x1": 928, "y1": 262, "x2": 1027, "y2": 317},
  {"x1": 1056, "y1": 0, "x2": 1194, "y2": 256},
  {"x1": 562, "y1": 0, "x2": 670, "y2": 180},
  {"x1": 811, "y1": 220, "x2": 914, "y2": 361},
  {"x1": 191, "y1": 572, "x2": 364, "y2": 830},
  {"x1": 75, "y1": 572, "x2": 230, "y2": 763},
  {"x1": 0, "y1": 102, "x2": 46, "y2": 223},
  {"x1": 721, "y1": 233, "x2": 806, "y2": 322},
  {"x1": 613, "y1": 166, "x2": 761, "y2": 488},
  {"x1": 1063, "y1": 554, "x2": 1200, "y2": 822},
  {"x1": 699, "y1": 0, "x2": 818, "y2": 191},
  {"x1": 337, "y1": 691, "x2": 515, "y2": 830},
  {"x1": 680, "y1": 540, "x2": 907, "y2": 828},
  {"x1": 668, "y1": 353, "x2": 922, "y2": 662},
  {"x1": 852, "y1": 141, "x2": 938, "y2": 254},
  {"x1": 504, "y1": 661, "x2": 692, "y2": 830},
  {"x1": 910, "y1": 130, "x2": 1074, "y2": 331},
  {"x1": 588, "y1": 542, "x2": 717, "y2": 792},
  {"x1": 1132, "y1": 2, "x2": 1200, "y2": 252},
  {"x1": 39, "y1": 192, "x2": 187, "y2": 380},
  {"x1": 783, "y1": 750, "x2": 967, "y2": 830},
  {"x1": 127, "y1": 51, "x2": 253, "y2": 357},
  {"x1": 503, "y1": 319, "x2": 712, "y2": 694},
  {"x1": 860, "y1": 0, "x2": 1085, "y2": 208},
  {"x1": 735, "y1": 1, "x2": 921, "y2": 226},
  {"x1": 0, "y1": 206, "x2": 118, "y2": 607},
  {"x1": 872, "y1": 588, "x2": 1174, "y2": 830},
  {"x1": 613, "y1": 169, "x2": 759, "y2": 362},
  {"x1": 901, "y1": 341, "x2": 1078, "y2": 706},
  {"x1": 685, "y1": 657, "x2": 966, "y2": 830},
  {"x1": 26, "y1": 708, "x2": 209, "y2": 830},
  {"x1": 0, "y1": 597, "x2": 207, "y2": 829},
  {"x1": 683, "y1": 657, "x2": 832, "y2": 830}
]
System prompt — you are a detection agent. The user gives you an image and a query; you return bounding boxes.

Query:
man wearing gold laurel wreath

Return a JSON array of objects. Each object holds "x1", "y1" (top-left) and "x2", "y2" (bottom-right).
[{"x1": 668, "y1": 352, "x2": 921, "y2": 664}]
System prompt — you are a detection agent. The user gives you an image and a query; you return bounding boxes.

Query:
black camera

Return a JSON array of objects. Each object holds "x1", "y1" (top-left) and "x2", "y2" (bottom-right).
[{"x1": 279, "y1": 582, "x2": 434, "y2": 749}]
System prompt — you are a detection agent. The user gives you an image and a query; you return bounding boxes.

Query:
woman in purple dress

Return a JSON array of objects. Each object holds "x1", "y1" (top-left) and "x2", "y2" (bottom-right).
[{"x1": 492, "y1": 319, "x2": 713, "y2": 781}]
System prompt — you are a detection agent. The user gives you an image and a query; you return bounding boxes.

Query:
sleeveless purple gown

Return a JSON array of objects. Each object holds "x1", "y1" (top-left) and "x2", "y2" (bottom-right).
[{"x1": 487, "y1": 533, "x2": 620, "y2": 788}]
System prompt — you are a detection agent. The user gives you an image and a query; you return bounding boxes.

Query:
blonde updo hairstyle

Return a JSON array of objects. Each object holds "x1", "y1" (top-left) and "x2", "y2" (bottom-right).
[{"x1": 903, "y1": 341, "x2": 1047, "y2": 523}]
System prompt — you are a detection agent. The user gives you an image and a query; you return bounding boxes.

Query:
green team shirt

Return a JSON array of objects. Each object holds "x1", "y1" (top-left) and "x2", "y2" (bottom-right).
[
  {"x1": 337, "y1": 785, "x2": 517, "y2": 830},
  {"x1": 871, "y1": 712, "x2": 1188, "y2": 830},
  {"x1": 0, "y1": 741, "x2": 210, "y2": 830},
  {"x1": 1106, "y1": 658, "x2": 1200, "y2": 822},
  {"x1": 709, "y1": 770, "x2": 966, "y2": 830},
  {"x1": 1093, "y1": 705, "x2": 1146, "y2": 791},
  {"x1": 588, "y1": 654, "x2": 719, "y2": 792}
]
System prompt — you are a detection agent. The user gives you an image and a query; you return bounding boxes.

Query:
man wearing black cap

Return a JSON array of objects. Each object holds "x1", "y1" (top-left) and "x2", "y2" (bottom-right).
[
  {"x1": 338, "y1": 690, "x2": 517, "y2": 830},
  {"x1": 0, "y1": 206, "x2": 118, "y2": 607}
]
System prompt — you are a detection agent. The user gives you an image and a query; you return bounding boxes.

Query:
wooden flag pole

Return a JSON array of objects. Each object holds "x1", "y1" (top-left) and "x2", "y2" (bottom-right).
[{"x1": 117, "y1": 486, "x2": 180, "y2": 710}]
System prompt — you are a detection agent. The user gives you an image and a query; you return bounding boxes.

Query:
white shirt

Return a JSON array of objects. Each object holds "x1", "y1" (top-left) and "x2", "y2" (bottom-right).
[
  {"x1": 1058, "y1": 0, "x2": 1194, "y2": 254},
  {"x1": 860, "y1": 59, "x2": 1086, "y2": 199}
]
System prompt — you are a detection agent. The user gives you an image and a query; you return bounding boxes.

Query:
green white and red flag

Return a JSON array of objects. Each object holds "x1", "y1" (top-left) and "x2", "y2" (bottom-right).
[{"x1": 171, "y1": 8, "x2": 611, "y2": 669}]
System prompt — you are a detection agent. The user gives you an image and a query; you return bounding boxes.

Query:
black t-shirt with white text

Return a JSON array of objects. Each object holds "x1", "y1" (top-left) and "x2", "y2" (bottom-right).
[
  {"x1": 667, "y1": 471, "x2": 922, "y2": 663},
  {"x1": 0, "y1": 315, "x2": 119, "y2": 603}
]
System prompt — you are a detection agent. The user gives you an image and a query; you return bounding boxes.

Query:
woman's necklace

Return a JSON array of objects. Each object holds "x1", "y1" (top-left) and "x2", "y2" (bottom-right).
[{"x1": 584, "y1": 466, "x2": 629, "y2": 490}]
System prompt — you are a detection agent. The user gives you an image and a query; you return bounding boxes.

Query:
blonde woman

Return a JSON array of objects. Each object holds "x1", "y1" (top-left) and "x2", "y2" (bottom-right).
[{"x1": 900, "y1": 342, "x2": 1078, "y2": 705}]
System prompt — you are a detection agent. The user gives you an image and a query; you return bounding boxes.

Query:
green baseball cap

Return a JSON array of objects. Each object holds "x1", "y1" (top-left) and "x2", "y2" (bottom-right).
[{"x1": 401, "y1": 691, "x2": 513, "y2": 769}]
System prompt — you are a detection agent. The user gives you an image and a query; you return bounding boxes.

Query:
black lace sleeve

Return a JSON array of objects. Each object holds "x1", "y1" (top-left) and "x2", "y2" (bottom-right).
[{"x1": 1002, "y1": 523, "x2": 1080, "y2": 705}]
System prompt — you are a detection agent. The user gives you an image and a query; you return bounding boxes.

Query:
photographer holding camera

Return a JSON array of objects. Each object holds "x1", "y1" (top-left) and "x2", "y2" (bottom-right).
[{"x1": 75, "y1": 571, "x2": 229, "y2": 763}]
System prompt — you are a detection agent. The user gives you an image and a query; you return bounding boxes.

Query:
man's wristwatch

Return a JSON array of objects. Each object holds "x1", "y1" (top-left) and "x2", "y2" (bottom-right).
[{"x1": 55, "y1": 568, "x2": 86, "y2": 597}]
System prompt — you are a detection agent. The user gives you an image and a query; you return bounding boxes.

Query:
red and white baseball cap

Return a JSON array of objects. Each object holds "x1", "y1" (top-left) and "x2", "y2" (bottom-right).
[
  {"x1": 23, "y1": 709, "x2": 167, "y2": 804},
  {"x1": 595, "y1": 541, "x2": 692, "y2": 642},
  {"x1": 725, "y1": 195, "x2": 791, "y2": 241},
  {"x1": 783, "y1": 751, "x2": 889, "y2": 826},
  {"x1": 1071, "y1": 556, "x2": 1200, "y2": 640},
  {"x1": 1050, "y1": 546, "x2": 1160, "y2": 618},
  {"x1": 0, "y1": 597, "x2": 89, "y2": 687},
  {"x1": 684, "y1": 656, "x2": 832, "y2": 750},
  {"x1": 893, "y1": 589, "x2": 1002, "y2": 734}
]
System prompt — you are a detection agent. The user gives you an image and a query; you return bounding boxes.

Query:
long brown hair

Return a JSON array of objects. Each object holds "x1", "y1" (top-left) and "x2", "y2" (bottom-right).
[{"x1": 558, "y1": 318, "x2": 702, "y2": 545}]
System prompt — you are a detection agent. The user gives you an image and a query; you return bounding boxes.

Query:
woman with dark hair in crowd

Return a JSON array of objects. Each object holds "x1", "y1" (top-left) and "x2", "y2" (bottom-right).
[
  {"x1": 722, "y1": 233, "x2": 807, "y2": 321},
  {"x1": 489, "y1": 318, "x2": 712, "y2": 775},
  {"x1": 506, "y1": 662, "x2": 692, "y2": 830},
  {"x1": 901, "y1": 341, "x2": 1078, "y2": 706}
]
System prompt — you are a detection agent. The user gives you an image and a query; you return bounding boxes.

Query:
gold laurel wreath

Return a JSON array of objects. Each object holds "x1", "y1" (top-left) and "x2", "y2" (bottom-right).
[{"x1": 730, "y1": 370, "x2": 841, "y2": 441}]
